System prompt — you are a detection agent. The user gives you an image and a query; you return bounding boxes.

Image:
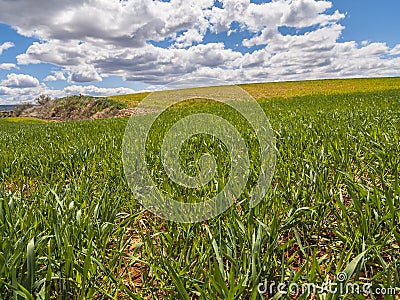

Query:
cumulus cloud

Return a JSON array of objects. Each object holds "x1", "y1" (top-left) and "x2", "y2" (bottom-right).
[
  {"x1": 1, "y1": 73, "x2": 40, "y2": 88},
  {"x1": 208, "y1": 0, "x2": 343, "y2": 33},
  {"x1": 0, "y1": 0, "x2": 399, "y2": 90},
  {"x1": 20, "y1": 41, "x2": 242, "y2": 85},
  {"x1": 174, "y1": 28, "x2": 205, "y2": 48},
  {"x1": 0, "y1": 82, "x2": 140, "y2": 103},
  {"x1": 68, "y1": 66, "x2": 102, "y2": 83},
  {"x1": 0, "y1": 83, "x2": 49, "y2": 104},
  {"x1": 0, "y1": 86, "x2": 13, "y2": 96},
  {"x1": 0, "y1": 0, "x2": 214, "y2": 48},
  {"x1": 62, "y1": 85, "x2": 136, "y2": 96},
  {"x1": 43, "y1": 71, "x2": 67, "y2": 81},
  {"x1": 0, "y1": 63, "x2": 18, "y2": 70},
  {"x1": 0, "y1": 41, "x2": 14, "y2": 55}
]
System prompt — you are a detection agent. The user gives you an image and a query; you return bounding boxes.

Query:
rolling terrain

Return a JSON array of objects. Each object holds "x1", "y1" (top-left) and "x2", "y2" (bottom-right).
[{"x1": 0, "y1": 78, "x2": 399, "y2": 299}]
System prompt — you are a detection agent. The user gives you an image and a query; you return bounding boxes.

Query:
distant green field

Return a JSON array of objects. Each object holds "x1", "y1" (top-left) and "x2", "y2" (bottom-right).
[
  {"x1": 109, "y1": 77, "x2": 400, "y2": 108},
  {"x1": 109, "y1": 92, "x2": 150, "y2": 108},
  {"x1": 0, "y1": 85, "x2": 399, "y2": 298},
  {"x1": 241, "y1": 77, "x2": 400, "y2": 99}
]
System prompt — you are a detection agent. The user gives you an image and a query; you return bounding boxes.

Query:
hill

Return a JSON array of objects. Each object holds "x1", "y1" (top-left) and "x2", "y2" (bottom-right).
[
  {"x1": 13, "y1": 95, "x2": 126, "y2": 121},
  {"x1": 6, "y1": 77, "x2": 400, "y2": 122},
  {"x1": 109, "y1": 77, "x2": 400, "y2": 108}
]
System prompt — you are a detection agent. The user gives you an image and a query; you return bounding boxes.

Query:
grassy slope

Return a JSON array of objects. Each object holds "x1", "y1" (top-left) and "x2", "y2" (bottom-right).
[
  {"x1": 109, "y1": 77, "x2": 400, "y2": 108},
  {"x1": 0, "y1": 78, "x2": 399, "y2": 298},
  {"x1": 109, "y1": 92, "x2": 150, "y2": 108},
  {"x1": 241, "y1": 77, "x2": 400, "y2": 99}
]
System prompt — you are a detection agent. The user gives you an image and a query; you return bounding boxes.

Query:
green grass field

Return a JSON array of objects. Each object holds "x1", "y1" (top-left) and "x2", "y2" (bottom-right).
[
  {"x1": 0, "y1": 79, "x2": 399, "y2": 299},
  {"x1": 109, "y1": 77, "x2": 400, "y2": 108}
]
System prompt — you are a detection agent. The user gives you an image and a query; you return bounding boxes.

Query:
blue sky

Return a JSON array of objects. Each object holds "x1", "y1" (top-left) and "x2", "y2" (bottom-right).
[
  {"x1": 0, "y1": 0, "x2": 399, "y2": 103},
  {"x1": 332, "y1": 0, "x2": 400, "y2": 47}
]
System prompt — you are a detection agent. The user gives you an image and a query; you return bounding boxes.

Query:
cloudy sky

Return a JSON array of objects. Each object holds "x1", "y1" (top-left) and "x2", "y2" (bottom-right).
[{"x1": 0, "y1": 0, "x2": 399, "y2": 103}]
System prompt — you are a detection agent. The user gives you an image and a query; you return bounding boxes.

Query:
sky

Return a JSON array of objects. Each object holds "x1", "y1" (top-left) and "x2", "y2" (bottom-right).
[{"x1": 0, "y1": 0, "x2": 399, "y2": 104}]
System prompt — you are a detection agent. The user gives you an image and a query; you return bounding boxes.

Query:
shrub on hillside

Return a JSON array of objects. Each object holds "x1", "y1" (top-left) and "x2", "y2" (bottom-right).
[
  {"x1": 35, "y1": 94, "x2": 52, "y2": 106},
  {"x1": 13, "y1": 102, "x2": 35, "y2": 116}
]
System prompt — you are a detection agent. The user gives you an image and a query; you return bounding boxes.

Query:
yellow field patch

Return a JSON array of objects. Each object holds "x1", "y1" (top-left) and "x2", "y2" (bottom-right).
[
  {"x1": 109, "y1": 77, "x2": 400, "y2": 108},
  {"x1": 0, "y1": 117, "x2": 47, "y2": 124},
  {"x1": 240, "y1": 77, "x2": 400, "y2": 99}
]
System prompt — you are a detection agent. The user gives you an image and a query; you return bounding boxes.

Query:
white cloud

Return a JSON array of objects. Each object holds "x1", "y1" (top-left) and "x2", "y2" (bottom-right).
[
  {"x1": 0, "y1": 41, "x2": 14, "y2": 55},
  {"x1": 1, "y1": 73, "x2": 40, "y2": 88},
  {"x1": 17, "y1": 40, "x2": 88, "y2": 66},
  {"x1": 0, "y1": 0, "x2": 399, "y2": 90},
  {"x1": 0, "y1": 63, "x2": 18, "y2": 70},
  {"x1": 19, "y1": 40, "x2": 242, "y2": 85},
  {"x1": 43, "y1": 71, "x2": 67, "y2": 81},
  {"x1": 68, "y1": 66, "x2": 102, "y2": 83},
  {"x1": 0, "y1": 82, "x2": 140, "y2": 103},
  {"x1": 281, "y1": 0, "x2": 340, "y2": 27},
  {"x1": 0, "y1": 86, "x2": 13, "y2": 96},
  {"x1": 174, "y1": 28, "x2": 205, "y2": 48},
  {"x1": 62, "y1": 85, "x2": 136, "y2": 96},
  {"x1": 208, "y1": 0, "x2": 344, "y2": 33},
  {"x1": 389, "y1": 44, "x2": 400, "y2": 56},
  {"x1": 243, "y1": 28, "x2": 278, "y2": 47},
  {"x1": 0, "y1": 83, "x2": 49, "y2": 104},
  {"x1": 0, "y1": 0, "x2": 214, "y2": 48}
]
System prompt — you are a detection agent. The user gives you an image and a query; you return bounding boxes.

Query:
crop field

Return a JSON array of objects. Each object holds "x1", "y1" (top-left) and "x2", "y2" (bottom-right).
[
  {"x1": 0, "y1": 80, "x2": 400, "y2": 299},
  {"x1": 109, "y1": 77, "x2": 400, "y2": 108}
]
